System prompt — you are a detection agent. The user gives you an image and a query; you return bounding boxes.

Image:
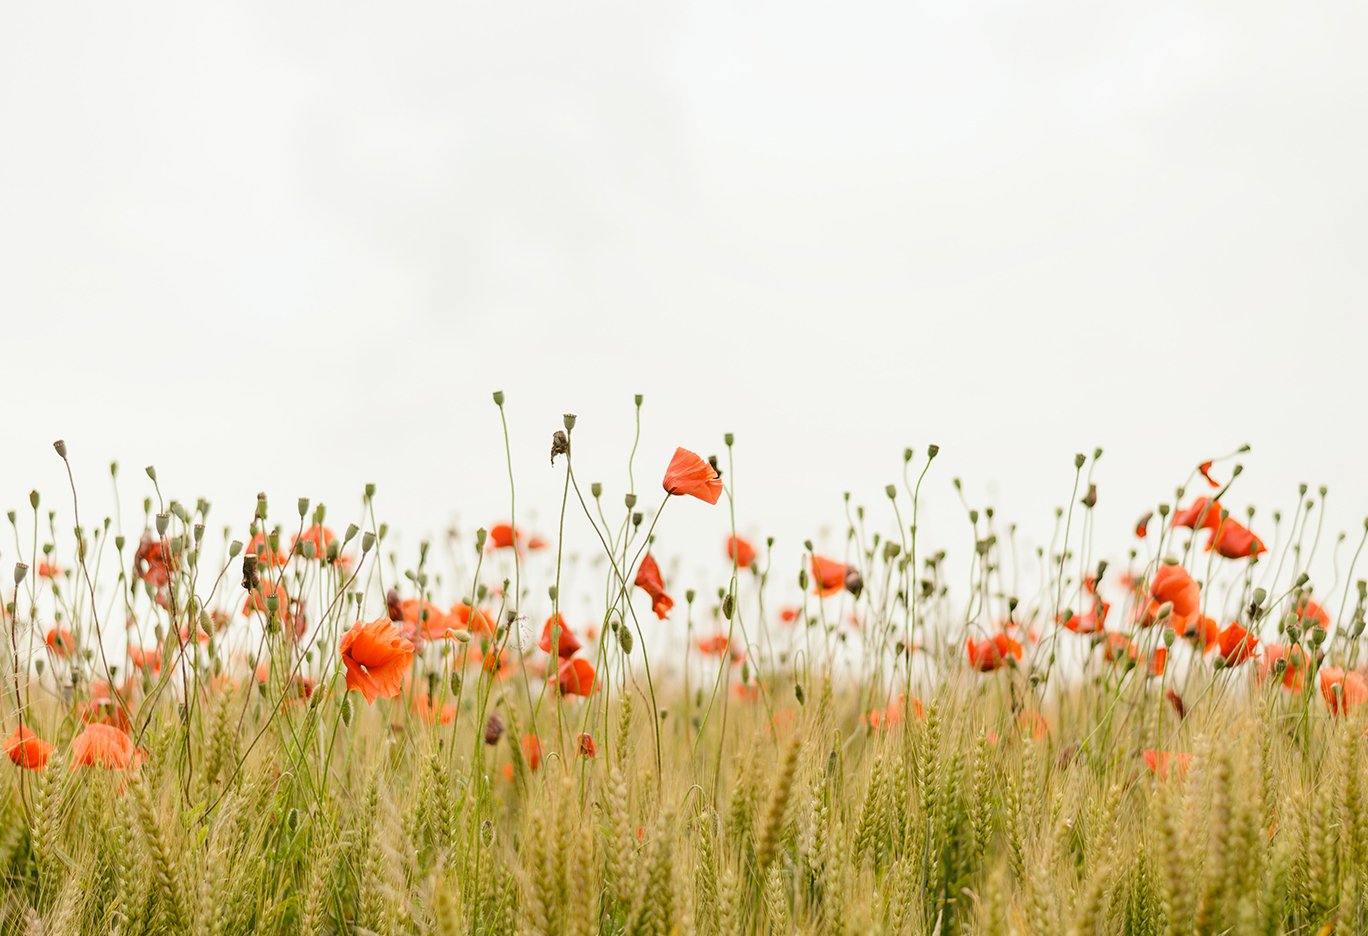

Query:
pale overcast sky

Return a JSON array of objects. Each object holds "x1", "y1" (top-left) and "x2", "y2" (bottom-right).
[{"x1": 2, "y1": 1, "x2": 1366, "y2": 606}]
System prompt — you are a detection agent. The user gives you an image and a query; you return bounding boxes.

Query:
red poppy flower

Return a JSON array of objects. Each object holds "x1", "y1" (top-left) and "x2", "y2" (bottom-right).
[
  {"x1": 726, "y1": 536, "x2": 757, "y2": 568},
  {"x1": 1134, "y1": 511, "x2": 1153, "y2": 539},
  {"x1": 634, "y1": 554, "x2": 674, "y2": 619},
  {"x1": 1206, "y1": 519, "x2": 1265, "y2": 560},
  {"x1": 1102, "y1": 632, "x2": 1138, "y2": 664},
  {"x1": 1296, "y1": 598, "x2": 1332, "y2": 629},
  {"x1": 810, "y1": 555, "x2": 848, "y2": 597},
  {"x1": 1062, "y1": 599, "x2": 1109, "y2": 634},
  {"x1": 338, "y1": 617, "x2": 415, "y2": 704},
  {"x1": 4, "y1": 725, "x2": 53, "y2": 770},
  {"x1": 554, "y1": 657, "x2": 596, "y2": 696},
  {"x1": 1258, "y1": 643, "x2": 1308, "y2": 692},
  {"x1": 1320, "y1": 667, "x2": 1368, "y2": 716},
  {"x1": 1148, "y1": 646, "x2": 1168, "y2": 677},
  {"x1": 779, "y1": 606, "x2": 800, "y2": 624},
  {"x1": 243, "y1": 576, "x2": 291, "y2": 622},
  {"x1": 1143, "y1": 749, "x2": 1193, "y2": 780},
  {"x1": 1147, "y1": 563, "x2": 1200, "y2": 620},
  {"x1": 1197, "y1": 460, "x2": 1220, "y2": 489},
  {"x1": 539, "y1": 614, "x2": 582, "y2": 659},
  {"x1": 577, "y1": 732, "x2": 597, "y2": 758},
  {"x1": 413, "y1": 691, "x2": 456, "y2": 725},
  {"x1": 1175, "y1": 613, "x2": 1220, "y2": 653},
  {"x1": 450, "y1": 603, "x2": 495, "y2": 636},
  {"x1": 133, "y1": 533, "x2": 174, "y2": 587},
  {"x1": 522, "y1": 734, "x2": 542, "y2": 771},
  {"x1": 1216, "y1": 622, "x2": 1257, "y2": 666},
  {"x1": 127, "y1": 644, "x2": 162, "y2": 673},
  {"x1": 481, "y1": 649, "x2": 513, "y2": 680},
  {"x1": 398, "y1": 599, "x2": 450, "y2": 641},
  {"x1": 1172, "y1": 498, "x2": 1223, "y2": 533},
  {"x1": 966, "y1": 633, "x2": 1023, "y2": 672},
  {"x1": 488, "y1": 523, "x2": 520, "y2": 549},
  {"x1": 37, "y1": 562, "x2": 62, "y2": 580},
  {"x1": 71, "y1": 723, "x2": 139, "y2": 770},
  {"x1": 45, "y1": 627, "x2": 75, "y2": 658},
  {"x1": 661, "y1": 447, "x2": 723, "y2": 504}
]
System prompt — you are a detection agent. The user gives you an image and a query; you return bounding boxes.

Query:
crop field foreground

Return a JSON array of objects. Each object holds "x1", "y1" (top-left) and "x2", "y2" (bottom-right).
[{"x1": 2, "y1": 405, "x2": 1367, "y2": 936}]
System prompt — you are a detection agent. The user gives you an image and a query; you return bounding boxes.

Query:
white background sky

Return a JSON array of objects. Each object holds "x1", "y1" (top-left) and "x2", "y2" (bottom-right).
[{"x1": 2, "y1": 1, "x2": 1366, "y2": 609}]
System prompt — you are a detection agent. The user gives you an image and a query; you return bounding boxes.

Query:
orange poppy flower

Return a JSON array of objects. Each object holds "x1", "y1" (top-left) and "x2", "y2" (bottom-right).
[
  {"x1": 133, "y1": 533, "x2": 173, "y2": 587},
  {"x1": 539, "y1": 614, "x2": 582, "y2": 659},
  {"x1": 1018, "y1": 710, "x2": 1050, "y2": 740},
  {"x1": 1206, "y1": 519, "x2": 1265, "y2": 560},
  {"x1": 5, "y1": 725, "x2": 53, "y2": 770},
  {"x1": 1320, "y1": 667, "x2": 1368, "y2": 716},
  {"x1": 779, "y1": 606, "x2": 800, "y2": 624},
  {"x1": 1062, "y1": 599, "x2": 1109, "y2": 634},
  {"x1": 1174, "y1": 613, "x2": 1220, "y2": 653},
  {"x1": 71, "y1": 723, "x2": 138, "y2": 770},
  {"x1": 450, "y1": 603, "x2": 495, "y2": 636},
  {"x1": 810, "y1": 555, "x2": 848, "y2": 597},
  {"x1": 243, "y1": 576, "x2": 291, "y2": 621},
  {"x1": 1102, "y1": 632, "x2": 1138, "y2": 664},
  {"x1": 37, "y1": 562, "x2": 62, "y2": 579},
  {"x1": 245, "y1": 531, "x2": 288, "y2": 566},
  {"x1": 1172, "y1": 498, "x2": 1223, "y2": 533},
  {"x1": 1148, "y1": 646, "x2": 1168, "y2": 677},
  {"x1": 127, "y1": 644, "x2": 162, "y2": 673},
  {"x1": 522, "y1": 733, "x2": 543, "y2": 771},
  {"x1": 1216, "y1": 622, "x2": 1258, "y2": 666},
  {"x1": 481, "y1": 648, "x2": 513, "y2": 680},
  {"x1": 1295, "y1": 598, "x2": 1332, "y2": 629},
  {"x1": 290, "y1": 524, "x2": 335, "y2": 560},
  {"x1": 399, "y1": 599, "x2": 450, "y2": 641},
  {"x1": 1147, "y1": 563, "x2": 1200, "y2": 621},
  {"x1": 577, "y1": 732, "x2": 597, "y2": 758},
  {"x1": 338, "y1": 617, "x2": 415, "y2": 704},
  {"x1": 45, "y1": 627, "x2": 75, "y2": 658},
  {"x1": 554, "y1": 657, "x2": 596, "y2": 696},
  {"x1": 1143, "y1": 749, "x2": 1193, "y2": 780},
  {"x1": 1135, "y1": 511, "x2": 1153, "y2": 539},
  {"x1": 966, "y1": 633, "x2": 1023, "y2": 672},
  {"x1": 662, "y1": 447, "x2": 723, "y2": 504},
  {"x1": 1258, "y1": 643, "x2": 1308, "y2": 692},
  {"x1": 488, "y1": 523, "x2": 520, "y2": 550},
  {"x1": 634, "y1": 554, "x2": 674, "y2": 619},
  {"x1": 726, "y1": 535, "x2": 757, "y2": 568}
]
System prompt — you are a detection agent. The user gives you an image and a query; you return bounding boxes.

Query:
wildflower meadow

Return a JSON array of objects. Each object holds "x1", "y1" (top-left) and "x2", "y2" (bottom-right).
[{"x1": 3, "y1": 399, "x2": 1367, "y2": 935}]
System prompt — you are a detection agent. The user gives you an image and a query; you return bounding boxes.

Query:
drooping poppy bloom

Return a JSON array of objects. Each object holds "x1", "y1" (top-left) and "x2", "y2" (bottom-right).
[
  {"x1": 726, "y1": 535, "x2": 757, "y2": 569},
  {"x1": 554, "y1": 657, "x2": 596, "y2": 696},
  {"x1": 291, "y1": 524, "x2": 336, "y2": 560},
  {"x1": 966, "y1": 633, "x2": 1023, "y2": 672},
  {"x1": 245, "y1": 531, "x2": 288, "y2": 566},
  {"x1": 37, "y1": 562, "x2": 62, "y2": 580},
  {"x1": 1206, "y1": 519, "x2": 1265, "y2": 560},
  {"x1": 1147, "y1": 563, "x2": 1201, "y2": 621},
  {"x1": 1172, "y1": 498, "x2": 1224, "y2": 532},
  {"x1": 1148, "y1": 646, "x2": 1168, "y2": 678},
  {"x1": 1135, "y1": 511, "x2": 1153, "y2": 539},
  {"x1": 45, "y1": 627, "x2": 75, "y2": 658},
  {"x1": 1259, "y1": 643, "x2": 1309, "y2": 692},
  {"x1": 1143, "y1": 749, "x2": 1193, "y2": 780},
  {"x1": 539, "y1": 614, "x2": 582, "y2": 659},
  {"x1": 338, "y1": 617, "x2": 415, "y2": 704},
  {"x1": 634, "y1": 554, "x2": 674, "y2": 619},
  {"x1": 577, "y1": 733, "x2": 597, "y2": 758},
  {"x1": 1216, "y1": 622, "x2": 1258, "y2": 666},
  {"x1": 1102, "y1": 632, "x2": 1138, "y2": 664},
  {"x1": 449, "y1": 603, "x2": 495, "y2": 636},
  {"x1": 1175, "y1": 614, "x2": 1220, "y2": 653},
  {"x1": 1296, "y1": 598, "x2": 1332, "y2": 629},
  {"x1": 5, "y1": 725, "x2": 53, "y2": 770},
  {"x1": 662, "y1": 447, "x2": 723, "y2": 505},
  {"x1": 1320, "y1": 668, "x2": 1368, "y2": 715},
  {"x1": 810, "y1": 555, "x2": 848, "y2": 598},
  {"x1": 71, "y1": 723, "x2": 138, "y2": 770}
]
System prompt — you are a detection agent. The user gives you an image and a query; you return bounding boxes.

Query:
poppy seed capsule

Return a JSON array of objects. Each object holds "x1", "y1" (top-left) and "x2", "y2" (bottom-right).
[
  {"x1": 562, "y1": 413, "x2": 576, "y2": 431},
  {"x1": 591, "y1": 482, "x2": 602, "y2": 498},
  {"x1": 484, "y1": 712, "x2": 505, "y2": 745},
  {"x1": 492, "y1": 390, "x2": 505, "y2": 406},
  {"x1": 13, "y1": 563, "x2": 28, "y2": 585}
]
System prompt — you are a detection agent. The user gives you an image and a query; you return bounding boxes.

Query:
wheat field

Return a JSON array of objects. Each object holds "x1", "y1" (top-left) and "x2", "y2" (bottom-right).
[{"x1": 2, "y1": 406, "x2": 1365, "y2": 935}]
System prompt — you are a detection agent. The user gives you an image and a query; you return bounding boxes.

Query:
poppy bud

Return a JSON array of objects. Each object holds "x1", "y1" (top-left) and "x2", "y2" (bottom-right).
[
  {"x1": 794, "y1": 683, "x2": 805, "y2": 705},
  {"x1": 109, "y1": 460, "x2": 119, "y2": 478},
  {"x1": 1296, "y1": 572, "x2": 1310, "y2": 588},
  {"x1": 492, "y1": 390, "x2": 505, "y2": 406},
  {"x1": 927, "y1": 444, "x2": 940, "y2": 459},
  {"x1": 618, "y1": 626, "x2": 634, "y2": 655},
  {"x1": 798, "y1": 570, "x2": 809, "y2": 590},
  {"x1": 1156, "y1": 602, "x2": 1172, "y2": 620},
  {"x1": 450, "y1": 673, "x2": 463, "y2": 696},
  {"x1": 685, "y1": 589, "x2": 696, "y2": 603},
  {"x1": 625, "y1": 494, "x2": 637, "y2": 509},
  {"x1": 844, "y1": 568, "x2": 864, "y2": 597},
  {"x1": 885, "y1": 484, "x2": 896, "y2": 500},
  {"x1": 722, "y1": 594, "x2": 734, "y2": 620},
  {"x1": 484, "y1": 712, "x2": 505, "y2": 745},
  {"x1": 903, "y1": 448, "x2": 913, "y2": 463},
  {"x1": 362, "y1": 532, "x2": 376, "y2": 553},
  {"x1": 116, "y1": 535, "x2": 127, "y2": 551},
  {"x1": 632, "y1": 512, "x2": 643, "y2": 527},
  {"x1": 577, "y1": 733, "x2": 597, "y2": 758},
  {"x1": 340, "y1": 693, "x2": 354, "y2": 726},
  {"x1": 548, "y1": 585, "x2": 558, "y2": 601},
  {"x1": 551, "y1": 430, "x2": 570, "y2": 464}
]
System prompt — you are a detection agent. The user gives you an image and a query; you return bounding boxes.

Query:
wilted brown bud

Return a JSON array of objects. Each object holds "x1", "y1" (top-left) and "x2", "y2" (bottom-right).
[
  {"x1": 241, "y1": 554, "x2": 259, "y2": 591},
  {"x1": 386, "y1": 588, "x2": 403, "y2": 622},
  {"x1": 551, "y1": 430, "x2": 569, "y2": 464},
  {"x1": 484, "y1": 712, "x2": 505, "y2": 745},
  {"x1": 844, "y1": 568, "x2": 864, "y2": 598}
]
